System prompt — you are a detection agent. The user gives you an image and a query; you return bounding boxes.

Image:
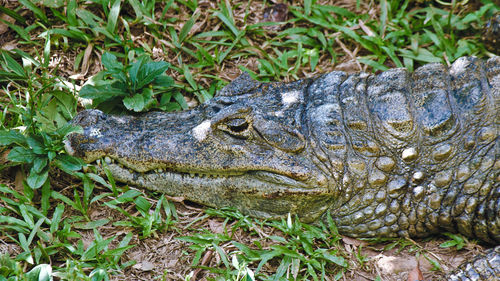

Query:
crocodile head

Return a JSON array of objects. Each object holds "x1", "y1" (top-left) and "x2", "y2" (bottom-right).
[{"x1": 65, "y1": 73, "x2": 333, "y2": 221}]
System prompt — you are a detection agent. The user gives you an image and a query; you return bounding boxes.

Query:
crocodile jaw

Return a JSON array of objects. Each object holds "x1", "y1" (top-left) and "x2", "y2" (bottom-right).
[
  {"x1": 63, "y1": 142, "x2": 332, "y2": 221},
  {"x1": 101, "y1": 161, "x2": 332, "y2": 221}
]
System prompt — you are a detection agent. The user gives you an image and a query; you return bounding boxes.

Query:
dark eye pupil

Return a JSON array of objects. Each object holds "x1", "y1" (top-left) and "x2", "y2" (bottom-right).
[{"x1": 226, "y1": 118, "x2": 248, "y2": 133}]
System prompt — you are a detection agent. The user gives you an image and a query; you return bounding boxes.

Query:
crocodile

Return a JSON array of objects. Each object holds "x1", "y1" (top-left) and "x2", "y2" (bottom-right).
[{"x1": 65, "y1": 56, "x2": 500, "y2": 279}]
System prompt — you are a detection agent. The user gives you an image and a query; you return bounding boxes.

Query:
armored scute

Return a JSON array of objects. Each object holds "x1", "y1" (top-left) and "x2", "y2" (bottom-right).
[{"x1": 66, "y1": 56, "x2": 500, "y2": 279}]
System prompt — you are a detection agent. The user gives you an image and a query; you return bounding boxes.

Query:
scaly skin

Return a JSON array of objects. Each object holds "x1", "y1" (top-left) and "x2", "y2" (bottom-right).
[{"x1": 66, "y1": 56, "x2": 500, "y2": 279}]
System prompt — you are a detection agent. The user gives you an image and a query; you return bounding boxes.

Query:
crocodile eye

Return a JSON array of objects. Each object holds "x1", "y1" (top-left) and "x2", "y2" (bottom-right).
[
  {"x1": 218, "y1": 118, "x2": 251, "y2": 138},
  {"x1": 226, "y1": 118, "x2": 249, "y2": 133}
]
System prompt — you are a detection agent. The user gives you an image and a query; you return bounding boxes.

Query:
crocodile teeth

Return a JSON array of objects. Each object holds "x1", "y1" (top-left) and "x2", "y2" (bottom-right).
[{"x1": 96, "y1": 159, "x2": 101, "y2": 166}]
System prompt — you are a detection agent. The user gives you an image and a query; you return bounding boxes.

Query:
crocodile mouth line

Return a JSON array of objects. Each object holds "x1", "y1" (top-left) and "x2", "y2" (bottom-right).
[{"x1": 89, "y1": 156, "x2": 317, "y2": 190}]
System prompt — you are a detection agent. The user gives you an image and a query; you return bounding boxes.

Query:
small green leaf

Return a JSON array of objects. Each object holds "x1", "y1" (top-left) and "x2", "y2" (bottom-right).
[
  {"x1": 309, "y1": 49, "x2": 319, "y2": 71},
  {"x1": 0, "y1": 215, "x2": 30, "y2": 230},
  {"x1": 358, "y1": 57, "x2": 389, "y2": 71},
  {"x1": 73, "y1": 219, "x2": 110, "y2": 230},
  {"x1": 43, "y1": 34, "x2": 50, "y2": 68},
  {"x1": 128, "y1": 0, "x2": 143, "y2": 20},
  {"x1": 66, "y1": 0, "x2": 77, "y2": 26},
  {"x1": 134, "y1": 196, "x2": 152, "y2": 215},
  {"x1": 26, "y1": 137, "x2": 45, "y2": 155},
  {"x1": 86, "y1": 173, "x2": 111, "y2": 189},
  {"x1": 439, "y1": 240, "x2": 457, "y2": 248},
  {"x1": 128, "y1": 55, "x2": 149, "y2": 89},
  {"x1": 8, "y1": 147, "x2": 35, "y2": 163},
  {"x1": 424, "y1": 254, "x2": 442, "y2": 271},
  {"x1": 25, "y1": 264, "x2": 52, "y2": 281},
  {"x1": 173, "y1": 91, "x2": 188, "y2": 110},
  {"x1": 50, "y1": 191, "x2": 79, "y2": 210},
  {"x1": 55, "y1": 154, "x2": 84, "y2": 172},
  {"x1": 79, "y1": 84, "x2": 126, "y2": 99},
  {"x1": 47, "y1": 151, "x2": 56, "y2": 161},
  {"x1": 32, "y1": 157, "x2": 48, "y2": 173},
  {"x1": 103, "y1": 244, "x2": 135, "y2": 258},
  {"x1": 123, "y1": 94, "x2": 145, "y2": 112},
  {"x1": 215, "y1": 11, "x2": 239, "y2": 37},
  {"x1": 50, "y1": 204, "x2": 64, "y2": 234},
  {"x1": 136, "y1": 61, "x2": 170, "y2": 90},
  {"x1": 101, "y1": 52, "x2": 123, "y2": 71},
  {"x1": 44, "y1": 28, "x2": 89, "y2": 42},
  {"x1": 1, "y1": 51, "x2": 26, "y2": 77},
  {"x1": 89, "y1": 268, "x2": 109, "y2": 281},
  {"x1": 18, "y1": 204, "x2": 34, "y2": 228},
  {"x1": 0, "y1": 130, "x2": 26, "y2": 146},
  {"x1": 270, "y1": 245, "x2": 303, "y2": 259},
  {"x1": 269, "y1": 235, "x2": 287, "y2": 243},
  {"x1": 153, "y1": 74, "x2": 174, "y2": 88},
  {"x1": 76, "y1": 8, "x2": 102, "y2": 29},
  {"x1": 179, "y1": 12, "x2": 199, "y2": 43},
  {"x1": 322, "y1": 252, "x2": 347, "y2": 267},
  {"x1": 57, "y1": 124, "x2": 82, "y2": 138},
  {"x1": 27, "y1": 168, "x2": 49, "y2": 189},
  {"x1": 182, "y1": 64, "x2": 200, "y2": 90}
]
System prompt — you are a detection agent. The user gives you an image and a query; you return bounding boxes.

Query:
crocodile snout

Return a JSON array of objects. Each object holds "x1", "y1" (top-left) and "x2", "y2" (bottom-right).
[
  {"x1": 64, "y1": 109, "x2": 116, "y2": 161},
  {"x1": 71, "y1": 109, "x2": 107, "y2": 127}
]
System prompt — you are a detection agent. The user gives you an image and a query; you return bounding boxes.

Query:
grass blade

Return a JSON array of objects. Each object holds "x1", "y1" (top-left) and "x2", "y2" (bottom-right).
[
  {"x1": 106, "y1": 0, "x2": 122, "y2": 34},
  {"x1": 18, "y1": 0, "x2": 48, "y2": 24},
  {"x1": 0, "y1": 6, "x2": 26, "y2": 24},
  {"x1": 179, "y1": 12, "x2": 199, "y2": 44},
  {"x1": 66, "y1": 0, "x2": 78, "y2": 26}
]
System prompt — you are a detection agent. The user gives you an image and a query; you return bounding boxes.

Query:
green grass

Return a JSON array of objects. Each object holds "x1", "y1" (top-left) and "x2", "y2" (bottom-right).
[{"x1": 0, "y1": 0, "x2": 498, "y2": 280}]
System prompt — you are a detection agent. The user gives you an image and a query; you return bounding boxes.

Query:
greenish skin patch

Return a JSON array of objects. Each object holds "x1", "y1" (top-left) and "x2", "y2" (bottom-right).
[{"x1": 67, "y1": 57, "x2": 500, "y2": 279}]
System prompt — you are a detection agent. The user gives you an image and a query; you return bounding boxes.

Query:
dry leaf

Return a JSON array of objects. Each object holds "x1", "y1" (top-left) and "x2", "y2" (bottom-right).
[
  {"x1": 0, "y1": 13, "x2": 15, "y2": 35},
  {"x1": 0, "y1": 149, "x2": 9, "y2": 165},
  {"x1": 14, "y1": 168, "x2": 24, "y2": 193},
  {"x1": 133, "y1": 261, "x2": 155, "y2": 271},
  {"x1": 262, "y1": 3, "x2": 288, "y2": 22},
  {"x1": 342, "y1": 236, "x2": 367, "y2": 247},
  {"x1": 208, "y1": 219, "x2": 225, "y2": 234},
  {"x1": 1, "y1": 40, "x2": 18, "y2": 50},
  {"x1": 408, "y1": 262, "x2": 424, "y2": 281},
  {"x1": 359, "y1": 19, "x2": 375, "y2": 37},
  {"x1": 261, "y1": 3, "x2": 288, "y2": 31}
]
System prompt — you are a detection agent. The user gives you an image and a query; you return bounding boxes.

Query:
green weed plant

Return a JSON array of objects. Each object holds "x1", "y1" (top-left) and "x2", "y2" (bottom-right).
[{"x1": 79, "y1": 52, "x2": 178, "y2": 113}]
